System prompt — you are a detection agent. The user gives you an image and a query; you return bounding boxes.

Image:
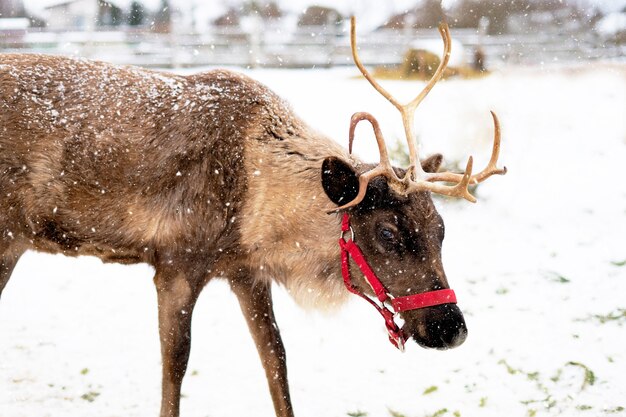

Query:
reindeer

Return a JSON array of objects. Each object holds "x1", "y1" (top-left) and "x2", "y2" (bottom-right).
[{"x1": 0, "y1": 17, "x2": 505, "y2": 417}]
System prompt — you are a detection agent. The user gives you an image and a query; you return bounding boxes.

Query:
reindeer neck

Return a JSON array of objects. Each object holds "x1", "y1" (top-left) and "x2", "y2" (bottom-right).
[{"x1": 239, "y1": 123, "x2": 354, "y2": 310}]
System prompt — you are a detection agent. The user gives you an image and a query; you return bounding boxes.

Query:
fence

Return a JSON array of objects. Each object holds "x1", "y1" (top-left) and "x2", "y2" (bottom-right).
[{"x1": 0, "y1": 25, "x2": 623, "y2": 69}]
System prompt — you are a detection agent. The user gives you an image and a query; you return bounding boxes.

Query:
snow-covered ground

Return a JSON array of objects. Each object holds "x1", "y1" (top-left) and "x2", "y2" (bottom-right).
[{"x1": 1, "y1": 62, "x2": 625, "y2": 417}]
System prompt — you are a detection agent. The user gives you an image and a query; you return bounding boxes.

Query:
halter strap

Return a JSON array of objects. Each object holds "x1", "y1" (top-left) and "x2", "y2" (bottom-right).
[{"x1": 339, "y1": 213, "x2": 457, "y2": 350}]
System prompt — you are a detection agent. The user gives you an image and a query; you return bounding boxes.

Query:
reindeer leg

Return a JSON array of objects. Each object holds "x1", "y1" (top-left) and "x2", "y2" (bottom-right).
[
  {"x1": 230, "y1": 276, "x2": 294, "y2": 417},
  {"x1": 153, "y1": 264, "x2": 202, "y2": 417},
  {"x1": 0, "y1": 247, "x2": 23, "y2": 299}
]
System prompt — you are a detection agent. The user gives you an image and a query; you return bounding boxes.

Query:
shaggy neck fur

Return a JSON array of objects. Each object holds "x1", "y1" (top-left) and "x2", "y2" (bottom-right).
[{"x1": 240, "y1": 118, "x2": 358, "y2": 310}]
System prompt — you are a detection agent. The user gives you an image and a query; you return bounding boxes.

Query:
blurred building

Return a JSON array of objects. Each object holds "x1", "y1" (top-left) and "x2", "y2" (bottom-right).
[
  {"x1": 0, "y1": 0, "x2": 28, "y2": 46},
  {"x1": 44, "y1": 0, "x2": 96, "y2": 30},
  {"x1": 297, "y1": 6, "x2": 342, "y2": 27},
  {"x1": 44, "y1": 0, "x2": 128, "y2": 30}
]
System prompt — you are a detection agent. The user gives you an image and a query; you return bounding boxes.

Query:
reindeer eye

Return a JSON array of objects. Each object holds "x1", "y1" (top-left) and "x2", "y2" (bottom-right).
[
  {"x1": 376, "y1": 224, "x2": 401, "y2": 252},
  {"x1": 379, "y1": 228, "x2": 395, "y2": 241}
]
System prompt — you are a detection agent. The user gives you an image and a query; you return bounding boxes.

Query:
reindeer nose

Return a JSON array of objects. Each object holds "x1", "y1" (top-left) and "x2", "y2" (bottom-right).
[
  {"x1": 415, "y1": 304, "x2": 468, "y2": 350},
  {"x1": 432, "y1": 313, "x2": 467, "y2": 349}
]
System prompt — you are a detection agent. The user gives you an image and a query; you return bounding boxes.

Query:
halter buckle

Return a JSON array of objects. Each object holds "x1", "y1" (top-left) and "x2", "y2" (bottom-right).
[
  {"x1": 389, "y1": 332, "x2": 406, "y2": 352},
  {"x1": 340, "y1": 226, "x2": 355, "y2": 242},
  {"x1": 380, "y1": 306, "x2": 406, "y2": 352}
]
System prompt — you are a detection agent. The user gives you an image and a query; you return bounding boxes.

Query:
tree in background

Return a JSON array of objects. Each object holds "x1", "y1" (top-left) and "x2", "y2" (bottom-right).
[
  {"x1": 449, "y1": 0, "x2": 593, "y2": 35},
  {"x1": 0, "y1": 0, "x2": 25, "y2": 18},
  {"x1": 297, "y1": 6, "x2": 343, "y2": 27},
  {"x1": 450, "y1": 0, "x2": 512, "y2": 34},
  {"x1": 243, "y1": 0, "x2": 282, "y2": 21},
  {"x1": 97, "y1": 0, "x2": 123, "y2": 27},
  {"x1": 380, "y1": 0, "x2": 446, "y2": 30},
  {"x1": 128, "y1": 1, "x2": 145, "y2": 26},
  {"x1": 416, "y1": 0, "x2": 445, "y2": 29},
  {"x1": 153, "y1": 0, "x2": 171, "y2": 33}
]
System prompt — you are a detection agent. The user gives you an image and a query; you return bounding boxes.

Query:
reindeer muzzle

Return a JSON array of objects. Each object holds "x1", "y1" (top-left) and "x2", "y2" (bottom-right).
[{"x1": 339, "y1": 213, "x2": 458, "y2": 351}]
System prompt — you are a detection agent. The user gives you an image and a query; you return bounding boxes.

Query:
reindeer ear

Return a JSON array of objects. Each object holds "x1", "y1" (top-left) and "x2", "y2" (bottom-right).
[
  {"x1": 321, "y1": 157, "x2": 360, "y2": 206},
  {"x1": 421, "y1": 153, "x2": 443, "y2": 173}
]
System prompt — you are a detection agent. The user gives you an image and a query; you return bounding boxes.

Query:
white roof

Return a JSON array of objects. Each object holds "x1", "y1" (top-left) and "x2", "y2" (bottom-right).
[
  {"x1": 596, "y1": 12, "x2": 626, "y2": 36},
  {"x1": 0, "y1": 17, "x2": 30, "y2": 30},
  {"x1": 593, "y1": 0, "x2": 626, "y2": 14}
]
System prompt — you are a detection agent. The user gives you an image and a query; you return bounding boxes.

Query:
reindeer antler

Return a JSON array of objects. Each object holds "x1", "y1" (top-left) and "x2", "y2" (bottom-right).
[{"x1": 333, "y1": 16, "x2": 506, "y2": 212}]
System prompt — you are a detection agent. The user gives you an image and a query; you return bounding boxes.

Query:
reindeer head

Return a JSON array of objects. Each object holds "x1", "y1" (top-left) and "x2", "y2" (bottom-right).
[{"x1": 321, "y1": 17, "x2": 506, "y2": 350}]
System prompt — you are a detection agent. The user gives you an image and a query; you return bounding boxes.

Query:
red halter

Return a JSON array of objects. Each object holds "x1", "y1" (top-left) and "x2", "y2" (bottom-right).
[{"x1": 339, "y1": 213, "x2": 457, "y2": 351}]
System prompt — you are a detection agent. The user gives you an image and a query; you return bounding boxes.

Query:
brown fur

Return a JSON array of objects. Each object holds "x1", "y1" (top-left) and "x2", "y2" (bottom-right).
[
  {"x1": 0, "y1": 54, "x2": 466, "y2": 417},
  {"x1": 240, "y1": 125, "x2": 353, "y2": 309}
]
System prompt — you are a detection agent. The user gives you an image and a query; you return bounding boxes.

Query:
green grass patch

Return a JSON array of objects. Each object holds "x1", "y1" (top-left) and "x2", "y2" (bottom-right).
[
  {"x1": 498, "y1": 359, "x2": 520, "y2": 375},
  {"x1": 429, "y1": 409, "x2": 448, "y2": 417},
  {"x1": 566, "y1": 361, "x2": 596, "y2": 390},
  {"x1": 501, "y1": 359, "x2": 598, "y2": 416},
  {"x1": 498, "y1": 359, "x2": 540, "y2": 381},
  {"x1": 521, "y1": 395, "x2": 557, "y2": 409},
  {"x1": 545, "y1": 271, "x2": 570, "y2": 283},
  {"x1": 423, "y1": 385, "x2": 438, "y2": 395},
  {"x1": 347, "y1": 411, "x2": 367, "y2": 417},
  {"x1": 80, "y1": 391, "x2": 100, "y2": 402},
  {"x1": 588, "y1": 309, "x2": 626, "y2": 325}
]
